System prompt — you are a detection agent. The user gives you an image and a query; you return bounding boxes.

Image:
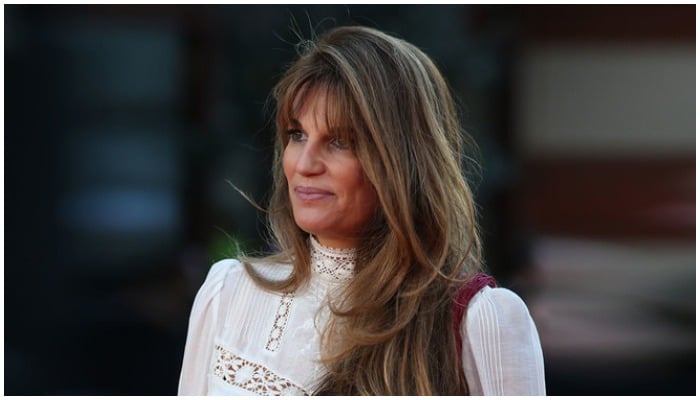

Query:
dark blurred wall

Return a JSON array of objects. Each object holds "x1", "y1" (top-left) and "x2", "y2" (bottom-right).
[
  {"x1": 4, "y1": 4, "x2": 694, "y2": 395},
  {"x1": 512, "y1": 5, "x2": 695, "y2": 395}
]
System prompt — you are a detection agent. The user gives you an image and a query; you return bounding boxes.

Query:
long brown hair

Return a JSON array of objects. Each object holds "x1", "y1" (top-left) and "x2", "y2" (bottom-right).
[{"x1": 246, "y1": 25, "x2": 483, "y2": 395}]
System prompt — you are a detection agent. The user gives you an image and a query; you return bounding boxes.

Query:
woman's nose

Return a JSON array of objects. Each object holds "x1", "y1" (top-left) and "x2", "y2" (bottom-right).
[{"x1": 296, "y1": 143, "x2": 325, "y2": 176}]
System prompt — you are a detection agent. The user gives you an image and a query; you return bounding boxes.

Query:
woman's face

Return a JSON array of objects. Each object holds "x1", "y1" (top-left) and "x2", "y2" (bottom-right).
[{"x1": 283, "y1": 89, "x2": 378, "y2": 249}]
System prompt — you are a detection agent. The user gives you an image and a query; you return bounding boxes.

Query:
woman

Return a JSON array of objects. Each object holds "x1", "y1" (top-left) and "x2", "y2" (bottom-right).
[{"x1": 179, "y1": 25, "x2": 545, "y2": 395}]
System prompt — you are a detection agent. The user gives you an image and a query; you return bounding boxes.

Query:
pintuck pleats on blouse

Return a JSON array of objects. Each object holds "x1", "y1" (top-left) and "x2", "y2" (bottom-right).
[{"x1": 178, "y1": 237, "x2": 546, "y2": 396}]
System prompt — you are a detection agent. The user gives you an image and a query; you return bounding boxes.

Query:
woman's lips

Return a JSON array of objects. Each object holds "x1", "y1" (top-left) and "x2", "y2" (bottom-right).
[{"x1": 294, "y1": 186, "x2": 334, "y2": 201}]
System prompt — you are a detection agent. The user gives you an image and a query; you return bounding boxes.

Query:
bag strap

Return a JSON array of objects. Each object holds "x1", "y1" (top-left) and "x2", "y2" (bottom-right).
[{"x1": 452, "y1": 273, "x2": 497, "y2": 357}]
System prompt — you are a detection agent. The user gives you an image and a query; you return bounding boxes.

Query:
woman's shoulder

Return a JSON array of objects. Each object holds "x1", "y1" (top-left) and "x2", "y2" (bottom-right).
[
  {"x1": 189, "y1": 257, "x2": 293, "y2": 316},
  {"x1": 189, "y1": 259, "x2": 243, "y2": 305},
  {"x1": 200, "y1": 256, "x2": 293, "y2": 289},
  {"x1": 466, "y1": 286, "x2": 535, "y2": 327},
  {"x1": 205, "y1": 258, "x2": 243, "y2": 281}
]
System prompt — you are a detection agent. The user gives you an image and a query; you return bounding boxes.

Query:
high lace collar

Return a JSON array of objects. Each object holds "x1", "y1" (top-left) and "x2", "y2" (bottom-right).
[{"x1": 309, "y1": 235, "x2": 356, "y2": 281}]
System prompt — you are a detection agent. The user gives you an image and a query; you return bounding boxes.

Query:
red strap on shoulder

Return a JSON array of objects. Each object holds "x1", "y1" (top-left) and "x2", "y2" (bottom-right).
[{"x1": 452, "y1": 273, "x2": 497, "y2": 356}]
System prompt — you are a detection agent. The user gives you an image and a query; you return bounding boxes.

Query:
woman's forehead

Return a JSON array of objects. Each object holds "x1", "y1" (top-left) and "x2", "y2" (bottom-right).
[{"x1": 287, "y1": 84, "x2": 352, "y2": 133}]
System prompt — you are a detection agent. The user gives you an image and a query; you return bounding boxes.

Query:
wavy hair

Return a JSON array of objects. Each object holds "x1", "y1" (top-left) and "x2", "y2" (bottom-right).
[{"x1": 246, "y1": 25, "x2": 483, "y2": 395}]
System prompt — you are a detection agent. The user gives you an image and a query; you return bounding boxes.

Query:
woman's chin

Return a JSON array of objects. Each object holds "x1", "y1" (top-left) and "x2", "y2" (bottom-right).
[{"x1": 294, "y1": 219, "x2": 330, "y2": 237}]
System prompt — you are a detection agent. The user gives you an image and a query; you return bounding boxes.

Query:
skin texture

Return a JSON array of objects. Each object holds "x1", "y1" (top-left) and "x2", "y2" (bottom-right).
[{"x1": 283, "y1": 88, "x2": 378, "y2": 249}]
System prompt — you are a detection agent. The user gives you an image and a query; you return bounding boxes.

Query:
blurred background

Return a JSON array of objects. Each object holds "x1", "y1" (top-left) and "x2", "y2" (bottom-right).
[{"x1": 4, "y1": 4, "x2": 695, "y2": 395}]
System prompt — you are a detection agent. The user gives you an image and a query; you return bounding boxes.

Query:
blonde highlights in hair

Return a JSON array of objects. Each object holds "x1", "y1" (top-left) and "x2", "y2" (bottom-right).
[{"x1": 251, "y1": 26, "x2": 483, "y2": 395}]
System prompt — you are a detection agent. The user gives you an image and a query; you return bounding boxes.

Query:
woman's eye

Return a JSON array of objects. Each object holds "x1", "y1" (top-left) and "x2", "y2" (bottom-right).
[
  {"x1": 329, "y1": 137, "x2": 351, "y2": 150},
  {"x1": 286, "y1": 129, "x2": 306, "y2": 142}
]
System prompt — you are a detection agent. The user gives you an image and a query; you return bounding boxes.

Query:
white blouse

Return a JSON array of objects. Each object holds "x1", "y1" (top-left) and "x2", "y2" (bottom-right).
[{"x1": 178, "y1": 237, "x2": 546, "y2": 395}]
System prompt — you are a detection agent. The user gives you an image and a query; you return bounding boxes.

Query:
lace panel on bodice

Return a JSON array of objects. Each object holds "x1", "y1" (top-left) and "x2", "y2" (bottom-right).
[{"x1": 213, "y1": 344, "x2": 309, "y2": 395}]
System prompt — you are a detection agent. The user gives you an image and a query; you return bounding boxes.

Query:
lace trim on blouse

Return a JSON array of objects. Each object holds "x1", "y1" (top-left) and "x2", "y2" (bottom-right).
[
  {"x1": 309, "y1": 235, "x2": 356, "y2": 281},
  {"x1": 265, "y1": 292, "x2": 294, "y2": 352},
  {"x1": 213, "y1": 344, "x2": 309, "y2": 395}
]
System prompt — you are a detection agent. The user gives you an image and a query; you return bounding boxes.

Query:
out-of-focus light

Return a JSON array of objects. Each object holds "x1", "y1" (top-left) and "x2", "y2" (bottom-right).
[{"x1": 60, "y1": 188, "x2": 179, "y2": 234}]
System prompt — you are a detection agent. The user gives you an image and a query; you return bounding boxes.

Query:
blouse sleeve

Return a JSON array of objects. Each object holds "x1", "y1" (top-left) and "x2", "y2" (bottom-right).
[
  {"x1": 461, "y1": 287, "x2": 546, "y2": 395},
  {"x1": 178, "y1": 259, "x2": 235, "y2": 395}
]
